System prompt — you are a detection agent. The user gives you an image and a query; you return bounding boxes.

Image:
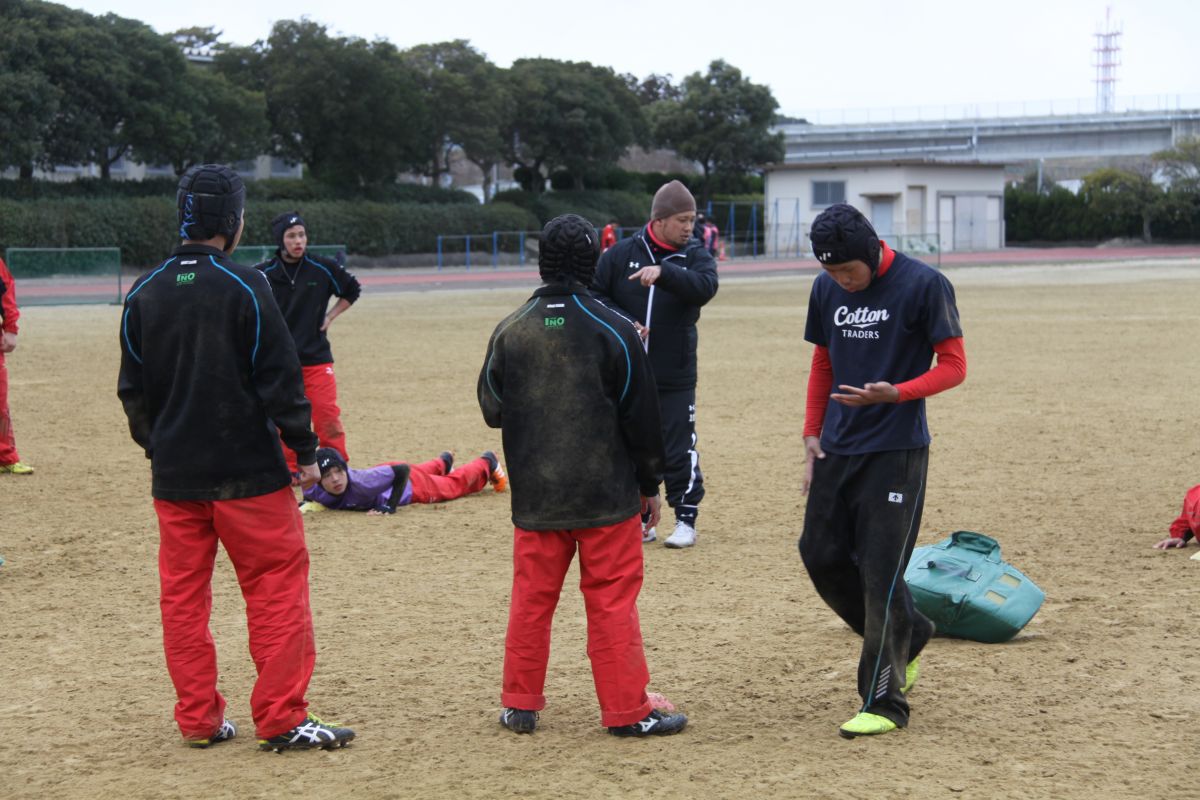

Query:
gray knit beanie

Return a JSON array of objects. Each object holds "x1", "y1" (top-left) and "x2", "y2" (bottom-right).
[{"x1": 650, "y1": 180, "x2": 697, "y2": 220}]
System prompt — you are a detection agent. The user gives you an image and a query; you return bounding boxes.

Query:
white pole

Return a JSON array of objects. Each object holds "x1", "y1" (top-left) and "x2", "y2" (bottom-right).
[{"x1": 643, "y1": 285, "x2": 656, "y2": 353}]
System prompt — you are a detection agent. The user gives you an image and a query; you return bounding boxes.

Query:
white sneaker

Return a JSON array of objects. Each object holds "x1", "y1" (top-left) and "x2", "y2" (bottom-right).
[
  {"x1": 642, "y1": 526, "x2": 657, "y2": 543},
  {"x1": 664, "y1": 521, "x2": 696, "y2": 549}
]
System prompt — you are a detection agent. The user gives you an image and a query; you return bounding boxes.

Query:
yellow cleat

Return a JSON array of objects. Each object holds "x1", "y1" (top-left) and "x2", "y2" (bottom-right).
[
  {"x1": 839, "y1": 712, "x2": 898, "y2": 739},
  {"x1": 184, "y1": 719, "x2": 237, "y2": 749},
  {"x1": 0, "y1": 461, "x2": 34, "y2": 474},
  {"x1": 298, "y1": 501, "x2": 327, "y2": 514},
  {"x1": 901, "y1": 655, "x2": 920, "y2": 695}
]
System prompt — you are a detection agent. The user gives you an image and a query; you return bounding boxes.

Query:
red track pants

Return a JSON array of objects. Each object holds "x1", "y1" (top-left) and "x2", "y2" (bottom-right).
[
  {"x1": 281, "y1": 363, "x2": 348, "y2": 473},
  {"x1": 154, "y1": 487, "x2": 315, "y2": 740},
  {"x1": 394, "y1": 456, "x2": 489, "y2": 503},
  {"x1": 501, "y1": 514, "x2": 653, "y2": 727},
  {"x1": 0, "y1": 351, "x2": 19, "y2": 465}
]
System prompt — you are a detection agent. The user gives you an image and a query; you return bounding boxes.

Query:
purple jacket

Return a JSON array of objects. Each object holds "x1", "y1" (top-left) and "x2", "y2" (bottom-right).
[{"x1": 303, "y1": 464, "x2": 413, "y2": 511}]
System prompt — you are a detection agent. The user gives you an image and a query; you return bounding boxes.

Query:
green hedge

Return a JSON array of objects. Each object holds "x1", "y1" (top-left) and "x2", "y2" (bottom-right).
[
  {"x1": 494, "y1": 189, "x2": 655, "y2": 227},
  {"x1": 542, "y1": 167, "x2": 765, "y2": 196},
  {"x1": 0, "y1": 198, "x2": 182, "y2": 269},
  {"x1": 1006, "y1": 183, "x2": 1200, "y2": 242},
  {"x1": 1004, "y1": 185, "x2": 1107, "y2": 242},
  {"x1": 493, "y1": 189, "x2": 768, "y2": 244},
  {"x1": 0, "y1": 197, "x2": 539, "y2": 267},
  {"x1": 245, "y1": 179, "x2": 478, "y2": 205},
  {"x1": 242, "y1": 201, "x2": 538, "y2": 258},
  {"x1": 0, "y1": 177, "x2": 180, "y2": 199},
  {"x1": 0, "y1": 177, "x2": 479, "y2": 205}
]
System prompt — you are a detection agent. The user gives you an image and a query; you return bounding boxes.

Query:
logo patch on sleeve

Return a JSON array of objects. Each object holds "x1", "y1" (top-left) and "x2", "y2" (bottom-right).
[{"x1": 888, "y1": 492, "x2": 904, "y2": 503}]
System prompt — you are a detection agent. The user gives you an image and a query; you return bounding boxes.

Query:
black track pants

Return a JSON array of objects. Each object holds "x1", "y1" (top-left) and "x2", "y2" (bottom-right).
[
  {"x1": 659, "y1": 388, "x2": 704, "y2": 526},
  {"x1": 798, "y1": 447, "x2": 935, "y2": 727}
]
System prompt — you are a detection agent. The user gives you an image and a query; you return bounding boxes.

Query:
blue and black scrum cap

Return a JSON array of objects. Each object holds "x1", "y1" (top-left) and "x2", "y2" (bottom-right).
[{"x1": 177, "y1": 164, "x2": 245, "y2": 242}]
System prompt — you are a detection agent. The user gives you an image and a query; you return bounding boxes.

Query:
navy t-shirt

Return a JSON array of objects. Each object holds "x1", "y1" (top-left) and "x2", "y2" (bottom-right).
[{"x1": 804, "y1": 251, "x2": 962, "y2": 455}]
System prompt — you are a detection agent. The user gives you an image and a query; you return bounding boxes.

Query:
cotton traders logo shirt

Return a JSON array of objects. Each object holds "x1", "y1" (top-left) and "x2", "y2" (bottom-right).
[{"x1": 803, "y1": 251, "x2": 963, "y2": 456}]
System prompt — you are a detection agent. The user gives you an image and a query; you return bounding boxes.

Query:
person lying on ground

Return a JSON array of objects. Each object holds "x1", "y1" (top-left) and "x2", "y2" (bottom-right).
[{"x1": 300, "y1": 447, "x2": 507, "y2": 515}]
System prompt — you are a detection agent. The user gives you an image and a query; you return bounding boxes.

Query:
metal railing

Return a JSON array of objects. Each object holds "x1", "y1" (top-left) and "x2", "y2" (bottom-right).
[
  {"x1": 434, "y1": 231, "x2": 539, "y2": 270},
  {"x1": 787, "y1": 92, "x2": 1200, "y2": 126}
]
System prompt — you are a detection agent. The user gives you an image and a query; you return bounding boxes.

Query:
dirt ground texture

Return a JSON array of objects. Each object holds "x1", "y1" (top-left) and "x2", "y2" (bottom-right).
[{"x1": 1, "y1": 258, "x2": 1197, "y2": 799}]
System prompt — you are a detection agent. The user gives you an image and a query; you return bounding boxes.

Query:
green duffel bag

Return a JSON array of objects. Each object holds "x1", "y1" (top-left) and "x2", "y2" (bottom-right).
[{"x1": 904, "y1": 531, "x2": 1044, "y2": 643}]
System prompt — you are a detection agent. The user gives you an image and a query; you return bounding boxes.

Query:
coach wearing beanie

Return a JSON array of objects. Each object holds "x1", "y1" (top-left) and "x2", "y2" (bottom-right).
[
  {"x1": 592, "y1": 180, "x2": 718, "y2": 549},
  {"x1": 257, "y1": 211, "x2": 361, "y2": 473},
  {"x1": 479, "y1": 214, "x2": 688, "y2": 738},
  {"x1": 798, "y1": 202, "x2": 967, "y2": 740}
]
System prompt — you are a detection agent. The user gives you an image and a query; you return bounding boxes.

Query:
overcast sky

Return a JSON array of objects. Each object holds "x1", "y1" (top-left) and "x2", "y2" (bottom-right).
[{"x1": 67, "y1": 0, "x2": 1200, "y2": 120}]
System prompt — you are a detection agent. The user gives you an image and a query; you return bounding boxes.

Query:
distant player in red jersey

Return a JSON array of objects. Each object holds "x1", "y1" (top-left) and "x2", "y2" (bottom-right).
[
  {"x1": 0, "y1": 255, "x2": 31, "y2": 474},
  {"x1": 1153, "y1": 484, "x2": 1200, "y2": 550},
  {"x1": 600, "y1": 219, "x2": 618, "y2": 252}
]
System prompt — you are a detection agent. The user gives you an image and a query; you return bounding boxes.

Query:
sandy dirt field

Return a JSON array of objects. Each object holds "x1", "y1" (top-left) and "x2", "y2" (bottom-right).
[{"x1": 1, "y1": 257, "x2": 1197, "y2": 799}]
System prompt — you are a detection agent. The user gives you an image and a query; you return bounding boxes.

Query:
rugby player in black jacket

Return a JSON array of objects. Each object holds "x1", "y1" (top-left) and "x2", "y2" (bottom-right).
[
  {"x1": 256, "y1": 211, "x2": 361, "y2": 471},
  {"x1": 479, "y1": 213, "x2": 688, "y2": 738},
  {"x1": 592, "y1": 180, "x2": 718, "y2": 548},
  {"x1": 118, "y1": 164, "x2": 354, "y2": 753}
]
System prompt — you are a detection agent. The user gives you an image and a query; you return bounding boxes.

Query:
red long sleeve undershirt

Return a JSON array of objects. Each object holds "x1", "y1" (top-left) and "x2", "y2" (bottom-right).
[
  {"x1": 802, "y1": 242, "x2": 966, "y2": 439},
  {"x1": 1167, "y1": 484, "x2": 1200, "y2": 543},
  {"x1": 803, "y1": 338, "x2": 966, "y2": 438}
]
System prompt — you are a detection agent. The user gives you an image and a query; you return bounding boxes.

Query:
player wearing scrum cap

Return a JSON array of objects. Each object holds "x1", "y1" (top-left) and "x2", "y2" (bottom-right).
[
  {"x1": 118, "y1": 165, "x2": 355, "y2": 753},
  {"x1": 799, "y1": 202, "x2": 967, "y2": 739},
  {"x1": 479, "y1": 213, "x2": 688, "y2": 738},
  {"x1": 257, "y1": 212, "x2": 361, "y2": 473}
]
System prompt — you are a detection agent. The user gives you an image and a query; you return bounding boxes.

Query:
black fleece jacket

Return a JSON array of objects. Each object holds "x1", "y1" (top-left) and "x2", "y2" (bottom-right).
[
  {"x1": 478, "y1": 281, "x2": 665, "y2": 530},
  {"x1": 591, "y1": 225, "x2": 718, "y2": 391},
  {"x1": 257, "y1": 252, "x2": 361, "y2": 365},
  {"x1": 118, "y1": 244, "x2": 317, "y2": 500}
]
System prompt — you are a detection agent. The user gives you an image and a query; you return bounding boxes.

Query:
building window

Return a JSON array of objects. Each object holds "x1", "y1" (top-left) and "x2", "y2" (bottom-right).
[
  {"x1": 270, "y1": 156, "x2": 302, "y2": 178},
  {"x1": 812, "y1": 180, "x2": 845, "y2": 207}
]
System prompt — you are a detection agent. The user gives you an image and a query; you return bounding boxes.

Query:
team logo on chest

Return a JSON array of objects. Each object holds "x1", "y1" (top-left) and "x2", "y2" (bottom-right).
[{"x1": 834, "y1": 305, "x2": 889, "y2": 339}]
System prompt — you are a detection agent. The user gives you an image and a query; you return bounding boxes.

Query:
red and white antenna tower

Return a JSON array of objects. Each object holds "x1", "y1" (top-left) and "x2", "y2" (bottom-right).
[{"x1": 1093, "y1": 7, "x2": 1122, "y2": 113}]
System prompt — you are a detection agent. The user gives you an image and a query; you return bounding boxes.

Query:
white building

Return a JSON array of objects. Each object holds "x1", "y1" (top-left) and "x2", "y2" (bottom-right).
[{"x1": 763, "y1": 159, "x2": 1008, "y2": 256}]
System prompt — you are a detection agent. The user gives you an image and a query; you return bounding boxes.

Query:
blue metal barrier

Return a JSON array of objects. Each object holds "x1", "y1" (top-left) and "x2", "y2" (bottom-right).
[{"x1": 435, "y1": 231, "x2": 543, "y2": 270}]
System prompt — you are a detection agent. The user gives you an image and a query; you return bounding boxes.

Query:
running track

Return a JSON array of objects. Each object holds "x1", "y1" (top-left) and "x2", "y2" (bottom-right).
[{"x1": 18, "y1": 244, "x2": 1200, "y2": 304}]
